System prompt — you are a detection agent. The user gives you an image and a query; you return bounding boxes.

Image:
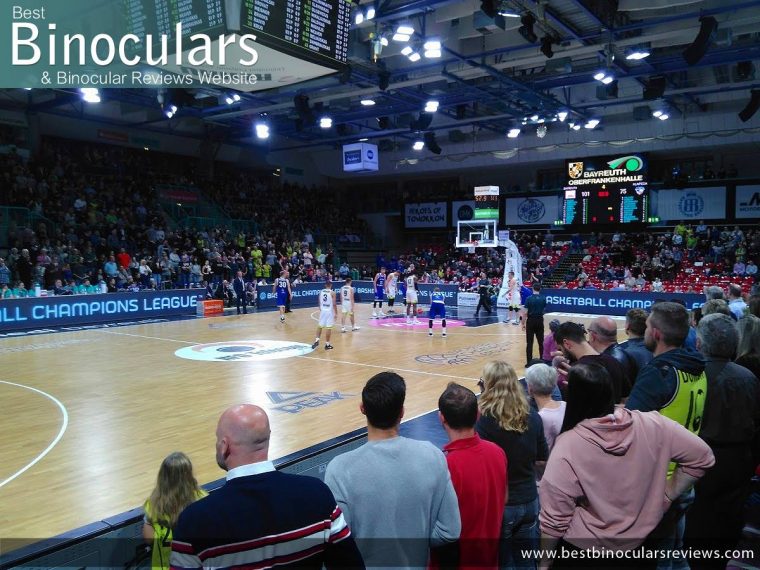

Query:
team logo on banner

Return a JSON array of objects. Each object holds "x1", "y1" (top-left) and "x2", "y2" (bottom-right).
[
  {"x1": 517, "y1": 198, "x2": 546, "y2": 223},
  {"x1": 568, "y1": 162, "x2": 584, "y2": 179},
  {"x1": 678, "y1": 192, "x2": 705, "y2": 218},
  {"x1": 175, "y1": 340, "x2": 314, "y2": 362}
]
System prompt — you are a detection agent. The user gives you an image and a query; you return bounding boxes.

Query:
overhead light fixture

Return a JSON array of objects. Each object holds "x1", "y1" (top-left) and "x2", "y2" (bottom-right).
[
  {"x1": 424, "y1": 48, "x2": 441, "y2": 58},
  {"x1": 360, "y1": 99, "x2": 376, "y2": 106},
  {"x1": 498, "y1": 7, "x2": 521, "y2": 17},
  {"x1": 233, "y1": 93, "x2": 241, "y2": 102},
  {"x1": 571, "y1": 123, "x2": 581, "y2": 131},
  {"x1": 584, "y1": 119, "x2": 600, "y2": 129},
  {"x1": 225, "y1": 95, "x2": 234, "y2": 105},
  {"x1": 255, "y1": 122, "x2": 270, "y2": 139},
  {"x1": 380, "y1": 36, "x2": 388, "y2": 47},
  {"x1": 557, "y1": 111, "x2": 568, "y2": 122},
  {"x1": 80, "y1": 88, "x2": 101, "y2": 104},
  {"x1": 366, "y1": 6, "x2": 375, "y2": 20},
  {"x1": 413, "y1": 140, "x2": 425, "y2": 150},
  {"x1": 408, "y1": 52, "x2": 421, "y2": 62},
  {"x1": 626, "y1": 47, "x2": 651, "y2": 61},
  {"x1": 23, "y1": 87, "x2": 32, "y2": 91},
  {"x1": 530, "y1": 114, "x2": 539, "y2": 122},
  {"x1": 393, "y1": 24, "x2": 413, "y2": 42},
  {"x1": 355, "y1": 12, "x2": 364, "y2": 24},
  {"x1": 518, "y1": 12, "x2": 538, "y2": 44},
  {"x1": 359, "y1": 137, "x2": 369, "y2": 142},
  {"x1": 652, "y1": 110, "x2": 663, "y2": 117},
  {"x1": 657, "y1": 113, "x2": 669, "y2": 121},
  {"x1": 424, "y1": 100, "x2": 439, "y2": 113},
  {"x1": 540, "y1": 36, "x2": 555, "y2": 59},
  {"x1": 594, "y1": 70, "x2": 614, "y2": 84},
  {"x1": 320, "y1": 117, "x2": 333, "y2": 128},
  {"x1": 423, "y1": 39, "x2": 441, "y2": 59},
  {"x1": 401, "y1": 46, "x2": 413, "y2": 56},
  {"x1": 507, "y1": 128, "x2": 520, "y2": 138}
]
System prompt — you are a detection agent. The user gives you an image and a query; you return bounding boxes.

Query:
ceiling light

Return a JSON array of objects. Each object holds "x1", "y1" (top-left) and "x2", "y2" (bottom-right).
[
  {"x1": 396, "y1": 24, "x2": 414, "y2": 35},
  {"x1": 392, "y1": 32, "x2": 410, "y2": 42},
  {"x1": 225, "y1": 96, "x2": 234, "y2": 105},
  {"x1": 498, "y1": 8, "x2": 520, "y2": 17},
  {"x1": 557, "y1": 111, "x2": 568, "y2": 122},
  {"x1": 423, "y1": 40, "x2": 441, "y2": 51},
  {"x1": 23, "y1": 87, "x2": 32, "y2": 91},
  {"x1": 424, "y1": 49, "x2": 441, "y2": 58},
  {"x1": 652, "y1": 110, "x2": 663, "y2": 117},
  {"x1": 320, "y1": 117, "x2": 333, "y2": 128},
  {"x1": 233, "y1": 94, "x2": 241, "y2": 102},
  {"x1": 626, "y1": 49, "x2": 651, "y2": 61},
  {"x1": 360, "y1": 99, "x2": 376, "y2": 106},
  {"x1": 413, "y1": 140, "x2": 425, "y2": 150},
  {"x1": 537, "y1": 118, "x2": 545, "y2": 124},
  {"x1": 80, "y1": 88, "x2": 100, "y2": 104},
  {"x1": 424, "y1": 100, "x2": 439, "y2": 113},
  {"x1": 355, "y1": 12, "x2": 364, "y2": 24},
  {"x1": 359, "y1": 138, "x2": 369, "y2": 141},
  {"x1": 584, "y1": 119, "x2": 600, "y2": 129},
  {"x1": 366, "y1": 6, "x2": 375, "y2": 19},
  {"x1": 595, "y1": 70, "x2": 615, "y2": 84},
  {"x1": 571, "y1": 124, "x2": 581, "y2": 131},
  {"x1": 658, "y1": 113, "x2": 669, "y2": 121},
  {"x1": 408, "y1": 52, "x2": 421, "y2": 62},
  {"x1": 601, "y1": 75, "x2": 615, "y2": 85},
  {"x1": 530, "y1": 114, "x2": 539, "y2": 122},
  {"x1": 255, "y1": 122, "x2": 270, "y2": 139},
  {"x1": 170, "y1": 105, "x2": 178, "y2": 113},
  {"x1": 165, "y1": 110, "x2": 174, "y2": 118},
  {"x1": 380, "y1": 36, "x2": 388, "y2": 46},
  {"x1": 507, "y1": 128, "x2": 520, "y2": 138},
  {"x1": 593, "y1": 71, "x2": 606, "y2": 81},
  {"x1": 401, "y1": 46, "x2": 413, "y2": 56}
]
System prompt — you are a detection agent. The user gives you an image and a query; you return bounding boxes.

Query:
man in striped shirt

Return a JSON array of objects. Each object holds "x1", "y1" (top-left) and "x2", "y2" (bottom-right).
[{"x1": 170, "y1": 405, "x2": 364, "y2": 570}]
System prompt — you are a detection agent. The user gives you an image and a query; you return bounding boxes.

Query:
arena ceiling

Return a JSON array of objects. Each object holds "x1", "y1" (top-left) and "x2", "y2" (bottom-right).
[{"x1": 2, "y1": 0, "x2": 760, "y2": 153}]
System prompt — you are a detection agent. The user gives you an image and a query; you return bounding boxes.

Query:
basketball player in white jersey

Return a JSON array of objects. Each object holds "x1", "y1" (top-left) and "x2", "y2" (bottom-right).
[
  {"x1": 405, "y1": 271, "x2": 420, "y2": 325},
  {"x1": 385, "y1": 271, "x2": 399, "y2": 315},
  {"x1": 340, "y1": 277, "x2": 360, "y2": 333},
  {"x1": 505, "y1": 271, "x2": 521, "y2": 325},
  {"x1": 312, "y1": 280, "x2": 338, "y2": 350}
]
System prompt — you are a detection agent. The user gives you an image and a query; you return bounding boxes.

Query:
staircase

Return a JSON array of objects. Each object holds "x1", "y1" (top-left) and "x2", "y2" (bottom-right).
[{"x1": 543, "y1": 252, "x2": 585, "y2": 288}]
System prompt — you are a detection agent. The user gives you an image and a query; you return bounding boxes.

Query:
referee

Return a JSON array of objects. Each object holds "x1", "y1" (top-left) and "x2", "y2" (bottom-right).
[{"x1": 522, "y1": 282, "x2": 547, "y2": 366}]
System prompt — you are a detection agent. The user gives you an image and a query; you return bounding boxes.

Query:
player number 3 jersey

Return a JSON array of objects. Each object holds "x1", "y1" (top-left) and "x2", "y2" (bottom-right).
[{"x1": 321, "y1": 289, "x2": 334, "y2": 310}]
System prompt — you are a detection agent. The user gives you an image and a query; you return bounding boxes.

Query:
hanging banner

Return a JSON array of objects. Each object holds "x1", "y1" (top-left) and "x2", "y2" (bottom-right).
[
  {"x1": 505, "y1": 196, "x2": 561, "y2": 226},
  {"x1": 404, "y1": 202, "x2": 448, "y2": 228},
  {"x1": 653, "y1": 187, "x2": 726, "y2": 221},
  {"x1": 736, "y1": 185, "x2": 760, "y2": 219},
  {"x1": 451, "y1": 200, "x2": 477, "y2": 224}
]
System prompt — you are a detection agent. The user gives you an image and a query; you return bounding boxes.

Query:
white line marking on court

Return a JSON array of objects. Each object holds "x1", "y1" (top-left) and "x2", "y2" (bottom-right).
[
  {"x1": 297, "y1": 355, "x2": 477, "y2": 382},
  {"x1": 100, "y1": 331, "x2": 196, "y2": 344},
  {"x1": 0, "y1": 381, "x2": 69, "y2": 489}
]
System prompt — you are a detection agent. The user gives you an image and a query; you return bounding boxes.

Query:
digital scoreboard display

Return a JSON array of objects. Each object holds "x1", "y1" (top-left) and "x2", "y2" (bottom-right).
[
  {"x1": 124, "y1": 0, "x2": 350, "y2": 69},
  {"x1": 562, "y1": 154, "x2": 648, "y2": 225},
  {"x1": 243, "y1": 0, "x2": 351, "y2": 65},
  {"x1": 474, "y1": 186, "x2": 500, "y2": 219}
]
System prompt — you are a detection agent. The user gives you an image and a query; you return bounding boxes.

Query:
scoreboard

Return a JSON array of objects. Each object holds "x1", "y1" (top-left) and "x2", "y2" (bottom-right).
[
  {"x1": 473, "y1": 186, "x2": 500, "y2": 219},
  {"x1": 562, "y1": 154, "x2": 648, "y2": 225}
]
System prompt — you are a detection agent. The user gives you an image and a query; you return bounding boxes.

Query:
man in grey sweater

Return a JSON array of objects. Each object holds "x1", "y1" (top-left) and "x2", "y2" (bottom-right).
[{"x1": 325, "y1": 372, "x2": 461, "y2": 569}]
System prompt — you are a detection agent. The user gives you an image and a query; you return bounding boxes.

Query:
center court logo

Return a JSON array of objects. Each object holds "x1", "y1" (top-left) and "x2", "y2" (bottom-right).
[
  {"x1": 175, "y1": 340, "x2": 314, "y2": 362},
  {"x1": 517, "y1": 198, "x2": 546, "y2": 223},
  {"x1": 678, "y1": 192, "x2": 704, "y2": 217}
]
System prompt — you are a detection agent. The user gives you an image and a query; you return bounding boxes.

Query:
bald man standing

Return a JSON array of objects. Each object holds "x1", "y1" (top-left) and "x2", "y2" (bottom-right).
[
  {"x1": 587, "y1": 316, "x2": 636, "y2": 389},
  {"x1": 170, "y1": 405, "x2": 364, "y2": 570}
]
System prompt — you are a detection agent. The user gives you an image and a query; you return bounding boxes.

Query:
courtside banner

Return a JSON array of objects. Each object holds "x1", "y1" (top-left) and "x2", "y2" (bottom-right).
[
  {"x1": 505, "y1": 196, "x2": 561, "y2": 226},
  {"x1": 736, "y1": 185, "x2": 760, "y2": 219},
  {"x1": 404, "y1": 202, "x2": 448, "y2": 228},
  {"x1": 0, "y1": 289, "x2": 198, "y2": 331},
  {"x1": 652, "y1": 187, "x2": 726, "y2": 221},
  {"x1": 544, "y1": 288, "x2": 704, "y2": 316},
  {"x1": 257, "y1": 281, "x2": 459, "y2": 308}
]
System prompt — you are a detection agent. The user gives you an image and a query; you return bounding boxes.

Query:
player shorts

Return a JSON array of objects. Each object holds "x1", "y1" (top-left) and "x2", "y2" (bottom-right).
[
  {"x1": 374, "y1": 287, "x2": 385, "y2": 301},
  {"x1": 276, "y1": 291, "x2": 288, "y2": 307},
  {"x1": 387, "y1": 286, "x2": 396, "y2": 300},
  {"x1": 429, "y1": 304, "x2": 446, "y2": 320},
  {"x1": 319, "y1": 310, "x2": 335, "y2": 328},
  {"x1": 406, "y1": 290, "x2": 418, "y2": 304},
  {"x1": 507, "y1": 293, "x2": 520, "y2": 308},
  {"x1": 341, "y1": 303, "x2": 353, "y2": 314}
]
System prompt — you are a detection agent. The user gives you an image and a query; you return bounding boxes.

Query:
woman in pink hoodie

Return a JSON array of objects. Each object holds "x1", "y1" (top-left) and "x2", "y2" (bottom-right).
[{"x1": 538, "y1": 362, "x2": 714, "y2": 569}]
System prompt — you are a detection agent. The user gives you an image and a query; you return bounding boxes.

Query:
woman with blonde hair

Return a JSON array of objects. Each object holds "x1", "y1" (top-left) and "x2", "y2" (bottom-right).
[
  {"x1": 476, "y1": 360, "x2": 548, "y2": 569},
  {"x1": 736, "y1": 314, "x2": 760, "y2": 380},
  {"x1": 143, "y1": 452, "x2": 207, "y2": 570}
]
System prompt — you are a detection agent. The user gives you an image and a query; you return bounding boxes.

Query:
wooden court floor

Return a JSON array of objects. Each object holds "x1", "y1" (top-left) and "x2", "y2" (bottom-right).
[{"x1": 0, "y1": 305, "x2": 617, "y2": 540}]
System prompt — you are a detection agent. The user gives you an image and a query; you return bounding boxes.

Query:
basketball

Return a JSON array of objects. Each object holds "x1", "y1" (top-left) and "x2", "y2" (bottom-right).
[{"x1": 417, "y1": 308, "x2": 423, "y2": 315}]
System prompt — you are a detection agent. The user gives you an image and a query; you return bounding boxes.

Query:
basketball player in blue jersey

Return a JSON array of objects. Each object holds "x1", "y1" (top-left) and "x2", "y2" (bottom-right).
[
  {"x1": 312, "y1": 280, "x2": 338, "y2": 350},
  {"x1": 428, "y1": 287, "x2": 447, "y2": 337},
  {"x1": 340, "y1": 277, "x2": 360, "y2": 333},
  {"x1": 372, "y1": 267, "x2": 387, "y2": 318},
  {"x1": 273, "y1": 270, "x2": 291, "y2": 323}
]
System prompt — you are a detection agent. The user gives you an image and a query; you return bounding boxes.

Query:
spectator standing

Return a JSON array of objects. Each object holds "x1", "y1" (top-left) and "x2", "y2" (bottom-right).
[
  {"x1": 586, "y1": 316, "x2": 636, "y2": 390},
  {"x1": 521, "y1": 283, "x2": 547, "y2": 366},
  {"x1": 618, "y1": 308, "x2": 654, "y2": 378},
  {"x1": 736, "y1": 314, "x2": 760, "y2": 379},
  {"x1": 539, "y1": 363, "x2": 714, "y2": 566},
  {"x1": 171, "y1": 405, "x2": 363, "y2": 569},
  {"x1": 525, "y1": 364, "x2": 565, "y2": 453},
  {"x1": 437, "y1": 383, "x2": 507, "y2": 570},
  {"x1": 685, "y1": 314, "x2": 760, "y2": 560},
  {"x1": 232, "y1": 270, "x2": 247, "y2": 315},
  {"x1": 476, "y1": 360, "x2": 548, "y2": 569},
  {"x1": 727, "y1": 283, "x2": 748, "y2": 319},
  {"x1": 143, "y1": 452, "x2": 207, "y2": 570},
  {"x1": 0, "y1": 258, "x2": 11, "y2": 287},
  {"x1": 325, "y1": 372, "x2": 460, "y2": 569}
]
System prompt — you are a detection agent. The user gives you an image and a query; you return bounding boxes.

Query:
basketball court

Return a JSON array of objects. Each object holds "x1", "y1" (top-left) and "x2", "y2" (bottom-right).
[{"x1": 0, "y1": 304, "x2": 621, "y2": 541}]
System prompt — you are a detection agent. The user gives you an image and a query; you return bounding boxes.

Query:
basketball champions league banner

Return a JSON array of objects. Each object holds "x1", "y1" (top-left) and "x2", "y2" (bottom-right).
[{"x1": 0, "y1": 0, "x2": 351, "y2": 90}]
